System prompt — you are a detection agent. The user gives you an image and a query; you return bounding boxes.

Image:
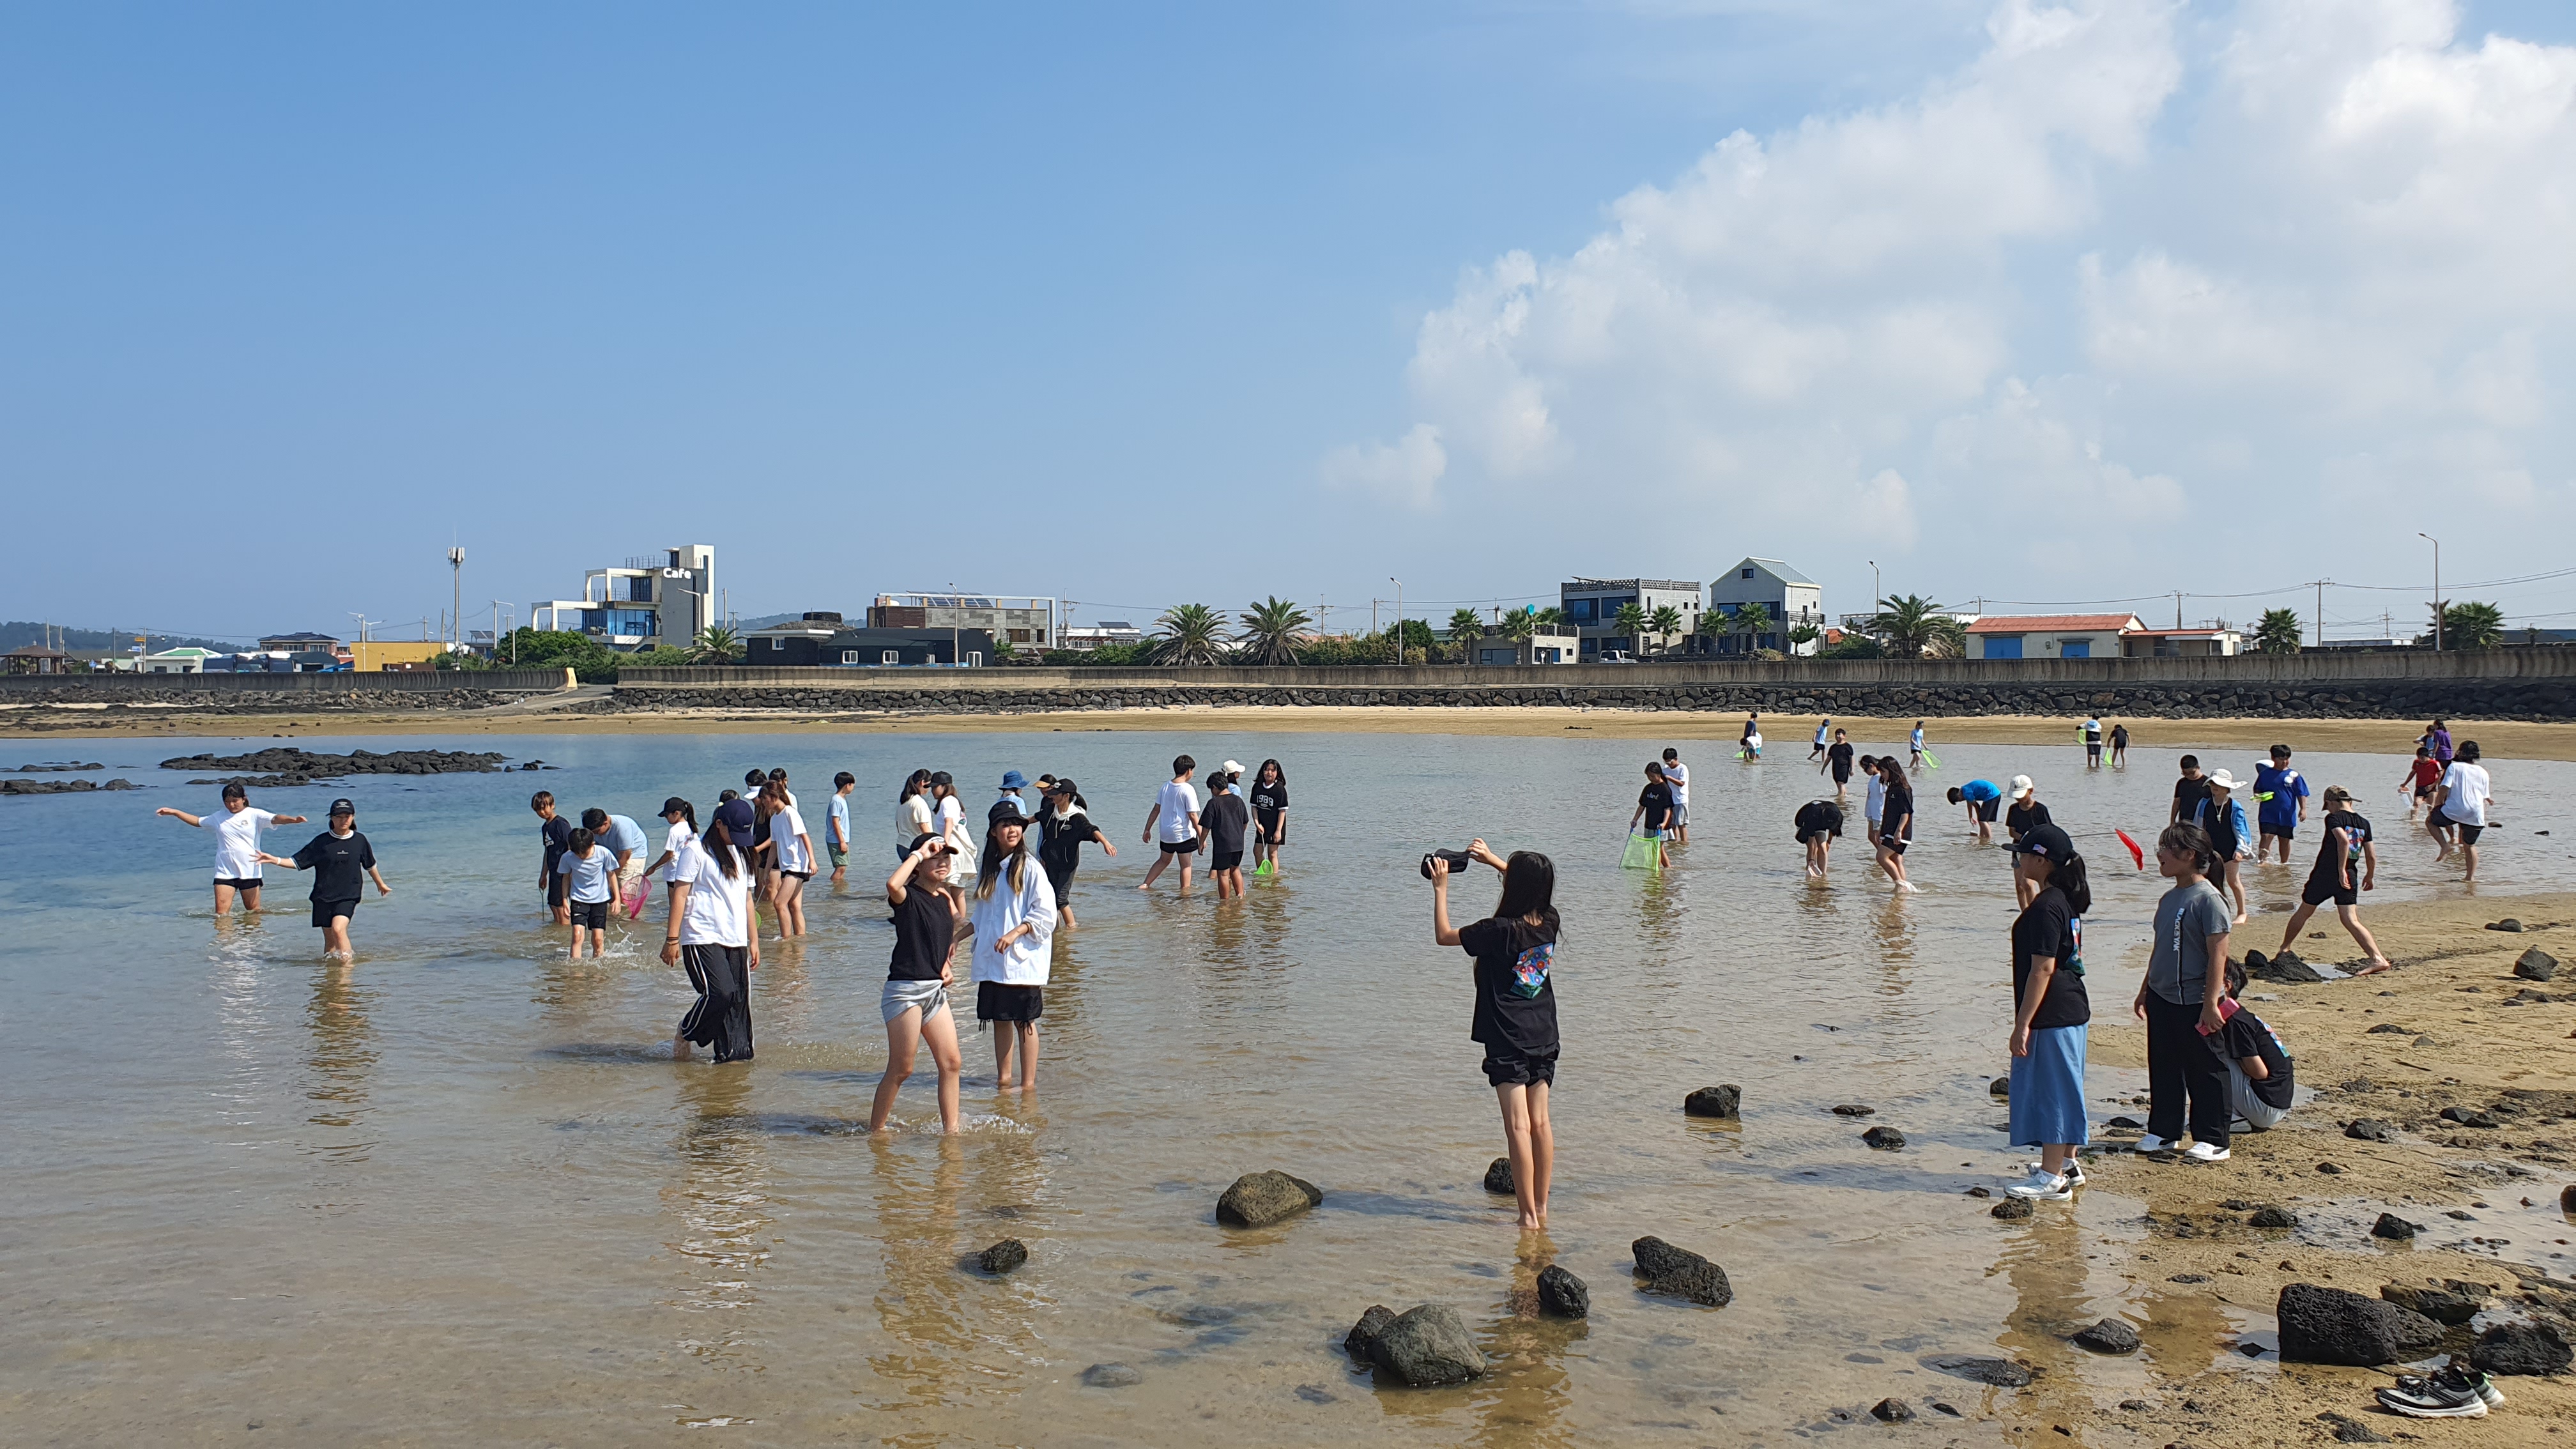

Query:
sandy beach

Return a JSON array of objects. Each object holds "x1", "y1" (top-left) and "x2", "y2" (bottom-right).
[
  {"x1": 2080, "y1": 890, "x2": 2576, "y2": 1443},
  {"x1": 6, "y1": 699, "x2": 2574, "y2": 761}
]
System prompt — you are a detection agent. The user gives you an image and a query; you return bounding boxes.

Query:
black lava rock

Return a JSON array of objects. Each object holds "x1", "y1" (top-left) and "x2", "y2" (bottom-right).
[
  {"x1": 2488, "y1": 919, "x2": 2525, "y2": 932},
  {"x1": 1989, "y1": 1077, "x2": 2010, "y2": 1096},
  {"x1": 2249, "y1": 1206, "x2": 2298, "y2": 1229},
  {"x1": 1535, "y1": 1264, "x2": 1589, "y2": 1319},
  {"x1": 2073, "y1": 1319, "x2": 2141, "y2": 1354},
  {"x1": 1344, "y1": 1305, "x2": 1395, "y2": 1360},
  {"x1": 1367, "y1": 1304, "x2": 1489, "y2": 1386},
  {"x1": 1922, "y1": 1354, "x2": 2034, "y2": 1387},
  {"x1": 977, "y1": 1238, "x2": 1027, "y2": 1274},
  {"x1": 2276, "y1": 1283, "x2": 2444, "y2": 1365},
  {"x1": 1483, "y1": 1157, "x2": 1514, "y2": 1195},
  {"x1": 1860, "y1": 1126, "x2": 1906, "y2": 1151},
  {"x1": 2439, "y1": 1106, "x2": 2501, "y2": 1128},
  {"x1": 2472, "y1": 1322, "x2": 2573, "y2": 1376},
  {"x1": 1991, "y1": 1198, "x2": 2034, "y2": 1220},
  {"x1": 2515, "y1": 947, "x2": 2559, "y2": 983},
  {"x1": 1683, "y1": 1085, "x2": 1741, "y2": 1119},
  {"x1": 1216, "y1": 1170, "x2": 1323, "y2": 1227},
  {"x1": 2252, "y1": 950, "x2": 2328, "y2": 985},
  {"x1": 1869, "y1": 1398, "x2": 1914, "y2": 1423},
  {"x1": 1631, "y1": 1236, "x2": 1733, "y2": 1307},
  {"x1": 2344, "y1": 1119, "x2": 2397, "y2": 1142},
  {"x1": 1081, "y1": 1362, "x2": 1142, "y2": 1388},
  {"x1": 1832, "y1": 1103, "x2": 1875, "y2": 1116},
  {"x1": 2380, "y1": 1282, "x2": 2483, "y2": 1325},
  {"x1": 2317, "y1": 1411, "x2": 2391, "y2": 1443},
  {"x1": 2372, "y1": 1213, "x2": 2425, "y2": 1241}
]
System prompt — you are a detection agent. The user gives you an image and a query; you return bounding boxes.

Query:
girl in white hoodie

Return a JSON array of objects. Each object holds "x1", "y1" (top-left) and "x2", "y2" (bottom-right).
[{"x1": 970, "y1": 805, "x2": 1056, "y2": 1090}]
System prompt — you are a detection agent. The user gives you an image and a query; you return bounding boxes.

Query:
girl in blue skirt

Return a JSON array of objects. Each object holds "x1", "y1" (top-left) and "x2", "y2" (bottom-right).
[{"x1": 2003, "y1": 822, "x2": 2094, "y2": 1200}]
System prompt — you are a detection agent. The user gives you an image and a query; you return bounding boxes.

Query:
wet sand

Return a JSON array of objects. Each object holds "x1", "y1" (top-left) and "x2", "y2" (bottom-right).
[
  {"x1": 2085, "y1": 890, "x2": 2576, "y2": 1442},
  {"x1": 7, "y1": 700, "x2": 2573, "y2": 761}
]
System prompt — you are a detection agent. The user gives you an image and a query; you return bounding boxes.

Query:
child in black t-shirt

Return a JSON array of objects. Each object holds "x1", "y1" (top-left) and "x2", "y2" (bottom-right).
[
  {"x1": 1627, "y1": 762, "x2": 1675, "y2": 869},
  {"x1": 259, "y1": 797, "x2": 390, "y2": 960},
  {"x1": 1430, "y1": 840, "x2": 1559, "y2": 1230},
  {"x1": 1793, "y1": 799, "x2": 1843, "y2": 878},
  {"x1": 2214, "y1": 959, "x2": 2294, "y2": 1131},
  {"x1": 2276, "y1": 785, "x2": 2390, "y2": 973}
]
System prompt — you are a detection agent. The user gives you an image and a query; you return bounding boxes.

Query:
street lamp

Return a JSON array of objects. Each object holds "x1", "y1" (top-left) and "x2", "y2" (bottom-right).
[
  {"x1": 2419, "y1": 532, "x2": 2441, "y2": 652},
  {"x1": 1389, "y1": 577, "x2": 1404, "y2": 665},
  {"x1": 1867, "y1": 560, "x2": 1880, "y2": 611}
]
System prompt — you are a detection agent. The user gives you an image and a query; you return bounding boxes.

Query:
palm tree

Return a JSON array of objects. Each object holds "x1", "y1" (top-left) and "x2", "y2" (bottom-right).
[
  {"x1": 1235, "y1": 596, "x2": 1312, "y2": 666},
  {"x1": 1447, "y1": 608, "x2": 1485, "y2": 651},
  {"x1": 1871, "y1": 594, "x2": 1965, "y2": 659},
  {"x1": 2441, "y1": 601, "x2": 2506, "y2": 649},
  {"x1": 1646, "y1": 604, "x2": 1683, "y2": 656},
  {"x1": 1502, "y1": 610, "x2": 1538, "y2": 642},
  {"x1": 1151, "y1": 603, "x2": 1230, "y2": 665},
  {"x1": 1613, "y1": 602, "x2": 1648, "y2": 653},
  {"x1": 2252, "y1": 608, "x2": 2304, "y2": 656},
  {"x1": 1535, "y1": 606, "x2": 1567, "y2": 630},
  {"x1": 1733, "y1": 601, "x2": 1774, "y2": 654},
  {"x1": 687, "y1": 624, "x2": 743, "y2": 665}
]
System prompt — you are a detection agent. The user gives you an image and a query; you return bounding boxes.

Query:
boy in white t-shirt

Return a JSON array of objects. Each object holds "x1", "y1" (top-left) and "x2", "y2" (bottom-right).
[
  {"x1": 2430, "y1": 740, "x2": 2496, "y2": 884},
  {"x1": 1137, "y1": 754, "x2": 1202, "y2": 892},
  {"x1": 1660, "y1": 746, "x2": 1691, "y2": 845}
]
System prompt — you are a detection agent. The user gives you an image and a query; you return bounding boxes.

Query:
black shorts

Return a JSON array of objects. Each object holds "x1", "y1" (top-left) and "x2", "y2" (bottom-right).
[
  {"x1": 1879, "y1": 835, "x2": 1908, "y2": 856},
  {"x1": 2301, "y1": 875, "x2": 2358, "y2": 908},
  {"x1": 2261, "y1": 824, "x2": 2295, "y2": 841},
  {"x1": 2451, "y1": 821, "x2": 2484, "y2": 845},
  {"x1": 1482, "y1": 1048, "x2": 1558, "y2": 1087},
  {"x1": 1256, "y1": 810, "x2": 1284, "y2": 843},
  {"x1": 1830, "y1": 765, "x2": 1852, "y2": 785},
  {"x1": 569, "y1": 899, "x2": 609, "y2": 929},
  {"x1": 1161, "y1": 838, "x2": 1200, "y2": 855},
  {"x1": 1042, "y1": 861, "x2": 1075, "y2": 902},
  {"x1": 1975, "y1": 797, "x2": 2001, "y2": 822},
  {"x1": 2413, "y1": 784, "x2": 2435, "y2": 800},
  {"x1": 1212, "y1": 849, "x2": 1244, "y2": 871},
  {"x1": 312, "y1": 898, "x2": 358, "y2": 928},
  {"x1": 215, "y1": 877, "x2": 263, "y2": 891},
  {"x1": 546, "y1": 870, "x2": 567, "y2": 907},
  {"x1": 783, "y1": 869, "x2": 813, "y2": 882},
  {"x1": 977, "y1": 982, "x2": 1043, "y2": 1022},
  {"x1": 1795, "y1": 826, "x2": 1841, "y2": 844}
]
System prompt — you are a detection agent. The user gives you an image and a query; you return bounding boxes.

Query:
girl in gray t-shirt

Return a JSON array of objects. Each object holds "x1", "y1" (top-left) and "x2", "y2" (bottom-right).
[{"x1": 2135, "y1": 824, "x2": 2237, "y2": 1162}]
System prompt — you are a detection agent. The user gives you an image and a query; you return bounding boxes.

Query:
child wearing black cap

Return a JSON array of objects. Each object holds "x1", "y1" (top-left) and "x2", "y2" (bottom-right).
[{"x1": 259, "y1": 797, "x2": 388, "y2": 960}]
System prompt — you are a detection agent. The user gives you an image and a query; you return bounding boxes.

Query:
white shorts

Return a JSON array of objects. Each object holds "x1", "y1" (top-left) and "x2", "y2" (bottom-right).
[{"x1": 1669, "y1": 800, "x2": 1688, "y2": 827}]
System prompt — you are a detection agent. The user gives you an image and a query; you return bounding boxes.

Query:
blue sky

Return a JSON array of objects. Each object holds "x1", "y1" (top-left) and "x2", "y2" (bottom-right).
[{"x1": 5, "y1": 1, "x2": 2573, "y2": 644}]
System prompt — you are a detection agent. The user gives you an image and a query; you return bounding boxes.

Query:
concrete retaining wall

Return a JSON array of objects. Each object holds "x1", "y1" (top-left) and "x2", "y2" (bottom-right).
[{"x1": 0, "y1": 671, "x2": 567, "y2": 710}]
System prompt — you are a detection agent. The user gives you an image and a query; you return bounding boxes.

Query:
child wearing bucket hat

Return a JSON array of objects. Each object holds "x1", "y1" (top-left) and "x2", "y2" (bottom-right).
[{"x1": 2188, "y1": 769, "x2": 2253, "y2": 924}]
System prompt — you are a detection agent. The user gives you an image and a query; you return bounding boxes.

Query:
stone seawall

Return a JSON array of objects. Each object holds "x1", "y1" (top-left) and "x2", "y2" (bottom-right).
[
  {"x1": 609, "y1": 676, "x2": 2576, "y2": 721},
  {"x1": 2, "y1": 686, "x2": 546, "y2": 712}
]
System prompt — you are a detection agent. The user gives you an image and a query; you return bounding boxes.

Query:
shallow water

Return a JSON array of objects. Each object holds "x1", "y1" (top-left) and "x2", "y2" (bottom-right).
[{"x1": 4, "y1": 727, "x2": 2574, "y2": 1446}]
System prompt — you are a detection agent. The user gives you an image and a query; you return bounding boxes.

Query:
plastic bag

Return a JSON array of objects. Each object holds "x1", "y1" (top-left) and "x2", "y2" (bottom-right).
[{"x1": 1621, "y1": 832, "x2": 1662, "y2": 871}]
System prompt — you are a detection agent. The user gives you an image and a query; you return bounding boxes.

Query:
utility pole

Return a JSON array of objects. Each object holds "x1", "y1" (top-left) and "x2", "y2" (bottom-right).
[
  {"x1": 2174, "y1": 590, "x2": 2184, "y2": 630},
  {"x1": 2419, "y1": 532, "x2": 2441, "y2": 651},
  {"x1": 2312, "y1": 579, "x2": 2329, "y2": 648},
  {"x1": 1390, "y1": 577, "x2": 1404, "y2": 665},
  {"x1": 447, "y1": 547, "x2": 464, "y2": 650}
]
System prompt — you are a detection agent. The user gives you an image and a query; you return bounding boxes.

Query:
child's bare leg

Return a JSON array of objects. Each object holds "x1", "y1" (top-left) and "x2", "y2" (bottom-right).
[
  {"x1": 869, "y1": 1008, "x2": 923, "y2": 1131},
  {"x1": 213, "y1": 883, "x2": 238, "y2": 917},
  {"x1": 923, "y1": 1007, "x2": 964, "y2": 1131},
  {"x1": 2339, "y1": 905, "x2": 2389, "y2": 969},
  {"x1": 993, "y1": 1024, "x2": 1016, "y2": 1085},
  {"x1": 1496, "y1": 1084, "x2": 1540, "y2": 1229},
  {"x1": 2225, "y1": 859, "x2": 2247, "y2": 923},
  {"x1": 1015, "y1": 1023, "x2": 1039, "y2": 1089},
  {"x1": 325, "y1": 917, "x2": 352, "y2": 958},
  {"x1": 1140, "y1": 853, "x2": 1169, "y2": 889},
  {"x1": 1526, "y1": 1080, "x2": 1553, "y2": 1222}
]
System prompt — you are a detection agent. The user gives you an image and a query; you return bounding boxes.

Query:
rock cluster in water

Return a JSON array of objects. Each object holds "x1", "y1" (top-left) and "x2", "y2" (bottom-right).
[
  {"x1": 160, "y1": 746, "x2": 509, "y2": 786},
  {"x1": 12, "y1": 762, "x2": 100, "y2": 772},
  {"x1": 1347, "y1": 1303, "x2": 1487, "y2": 1386},
  {"x1": 1536, "y1": 1265, "x2": 1588, "y2": 1319},
  {"x1": 0, "y1": 777, "x2": 135, "y2": 796},
  {"x1": 1683, "y1": 1085, "x2": 1740, "y2": 1119}
]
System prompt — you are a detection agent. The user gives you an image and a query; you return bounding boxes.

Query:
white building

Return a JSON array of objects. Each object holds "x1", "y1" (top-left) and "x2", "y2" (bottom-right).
[
  {"x1": 1707, "y1": 558, "x2": 1824, "y2": 656},
  {"x1": 1469, "y1": 620, "x2": 1580, "y2": 666},
  {"x1": 1559, "y1": 578, "x2": 1703, "y2": 660},
  {"x1": 1061, "y1": 621, "x2": 1144, "y2": 651},
  {"x1": 870, "y1": 593, "x2": 1059, "y2": 650},
  {"x1": 532, "y1": 544, "x2": 716, "y2": 652}
]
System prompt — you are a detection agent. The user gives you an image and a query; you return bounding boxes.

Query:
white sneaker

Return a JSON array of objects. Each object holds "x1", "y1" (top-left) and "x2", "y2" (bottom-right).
[
  {"x1": 2024, "y1": 1160, "x2": 2087, "y2": 1186},
  {"x1": 2181, "y1": 1141, "x2": 2232, "y2": 1163},
  {"x1": 2133, "y1": 1134, "x2": 2176, "y2": 1154},
  {"x1": 2005, "y1": 1168, "x2": 2075, "y2": 1201}
]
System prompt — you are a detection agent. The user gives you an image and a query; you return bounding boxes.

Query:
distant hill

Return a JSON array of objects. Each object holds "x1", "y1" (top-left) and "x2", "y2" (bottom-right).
[{"x1": 0, "y1": 620, "x2": 244, "y2": 653}]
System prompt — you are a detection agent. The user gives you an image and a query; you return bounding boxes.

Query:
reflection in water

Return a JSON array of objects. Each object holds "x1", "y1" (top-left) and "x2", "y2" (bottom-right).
[
  {"x1": 661, "y1": 1069, "x2": 772, "y2": 1368},
  {"x1": 1468, "y1": 1236, "x2": 1578, "y2": 1449},
  {"x1": 300, "y1": 962, "x2": 377, "y2": 1162},
  {"x1": 864, "y1": 1133, "x2": 972, "y2": 1427},
  {"x1": 1995, "y1": 1208, "x2": 2110, "y2": 1436}
]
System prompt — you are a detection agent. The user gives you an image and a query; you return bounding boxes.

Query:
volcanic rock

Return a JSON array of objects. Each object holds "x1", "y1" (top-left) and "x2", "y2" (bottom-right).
[
  {"x1": 2372, "y1": 1213, "x2": 2425, "y2": 1241},
  {"x1": 2073, "y1": 1319, "x2": 2141, "y2": 1354},
  {"x1": 1216, "y1": 1170, "x2": 1322, "y2": 1228},
  {"x1": 1869, "y1": 1398, "x2": 1914, "y2": 1423},
  {"x1": 1483, "y1": 1157, "x2": 1514, "y2": 1195},
  {"x1": 2472, "y1": 1322, "x2": 2572, "y2": 1376},
  {"x1": 2515, "y1": 947, "x2": 2560, "y2": 983},
  {"x1": 1344, "y1": 1305, "x2": 1395, "y2": 1360},
  {"x1": 2344, "y1": 1119, "x2": 2397, "y2": 1142},
  {"x1": 1535, "y1": 1264, "x2": 1589, "y2": 1319},
  {"x1": 1991, "y1": 1199, "x2": 2034, "y2": 1220},
  {"x1": 1922, "y1": 1355, "x2": 2034, "y2": 1387},
  {"x1": 1684, "y1": 1085, "x2": 1741, "y2": 1119},
  {"x1": 2249, "y1": 1206, "x2": 2298, "y2": 1229},
  {"x1": 1860, "y1": 1126, "x2": 1906, "y2": 1151},
  {"x1": 1367, "y1": 1304, "x2": 1489, "y2": 1386},
  {"x1": 1081, "y1": 1362, "x2": 1141, "y2": 1388},
  {"x1": 2276, "y1": 1283, "x2": 2444, "y2": 1365},
  {"x1": 977, "y1": 1239, "x2": 1027, "y2": 1274},
  {"x1": 2379, "y1": 1283, "x2": 2482, "y2": 1325},
  {"x1": 1631, "y1": 1236, "x2": 1732, "y2": 1307}
]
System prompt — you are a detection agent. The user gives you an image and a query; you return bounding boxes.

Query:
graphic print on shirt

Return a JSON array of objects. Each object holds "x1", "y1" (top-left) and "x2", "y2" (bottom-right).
[{"x1": 1510, "y1": 939, "x2": 1554, "y2": 1000}]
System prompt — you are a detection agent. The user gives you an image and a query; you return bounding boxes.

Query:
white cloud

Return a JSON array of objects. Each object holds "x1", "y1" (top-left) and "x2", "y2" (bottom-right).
[
  {"x1": 1333, "y1": 0, "x2": 2576, "y2": 604},
  {"x1": 1320, "y1": 422, "x2": 1448, "y2": 509}
]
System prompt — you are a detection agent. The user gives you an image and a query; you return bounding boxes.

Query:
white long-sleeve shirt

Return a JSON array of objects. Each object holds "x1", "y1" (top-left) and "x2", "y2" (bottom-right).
[{"x1": 969, "y1": 859, "x2": 1058, "y2": 986}]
